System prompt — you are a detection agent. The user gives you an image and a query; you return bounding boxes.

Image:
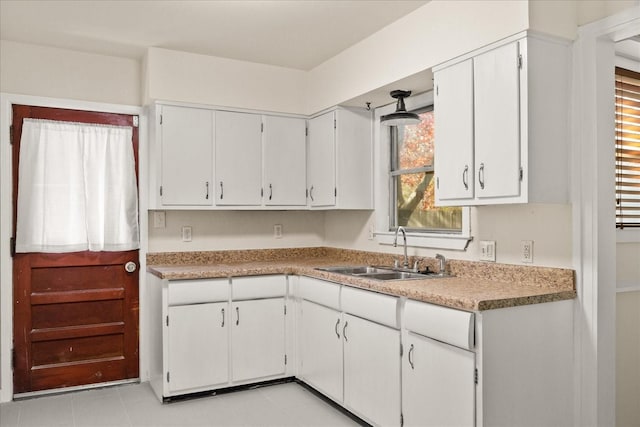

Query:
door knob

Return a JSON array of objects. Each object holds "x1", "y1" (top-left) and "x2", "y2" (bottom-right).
[{"x1": 124, "y1": 261, "x2": 137, "y2": 273}]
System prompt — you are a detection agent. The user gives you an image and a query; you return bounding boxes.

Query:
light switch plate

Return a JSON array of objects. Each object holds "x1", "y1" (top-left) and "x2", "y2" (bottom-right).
[
  {"x1": 479, "y1": 240, "x2": 496, "y2": 262},
  {"x1": 153, "y1": 211, "x2": 166, "y2": 228},
  {"x1": 181, "y1": 226, "x2": 192, "y2": 242},
  {"x1": 274, "y1": 224, "x2": 283, "y2": 239}
]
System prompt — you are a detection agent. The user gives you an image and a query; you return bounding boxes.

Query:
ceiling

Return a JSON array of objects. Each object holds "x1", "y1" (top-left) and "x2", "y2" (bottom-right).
[{"x1": 0, "y1": 0, "x2": 428, "y2": 71}]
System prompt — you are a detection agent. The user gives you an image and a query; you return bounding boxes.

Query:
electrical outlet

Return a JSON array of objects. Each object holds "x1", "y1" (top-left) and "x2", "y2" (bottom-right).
[
  {"x1": 153, "y1": 211, "x2": 166, "y2": 228},
  {"x1": 521, "y1": 240, "x2": 534, "y2": 263},
  {"x1": 479, "y1": 240, "x2": 496, "y2": 262},
  {"x1": 181, "y1": 226, "x2": 192, "y2": 242},
  {"x1": 368, "y1": 224, "x2": 375, "y2": 240},
  {"x1": 274, "y1": 224, "x2": 283, "y2": 239}
]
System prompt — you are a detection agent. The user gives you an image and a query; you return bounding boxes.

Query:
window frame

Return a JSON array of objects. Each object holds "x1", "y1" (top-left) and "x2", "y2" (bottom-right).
[{"x1": 373, "y1": 90, "x2": 472, "y2": 250}]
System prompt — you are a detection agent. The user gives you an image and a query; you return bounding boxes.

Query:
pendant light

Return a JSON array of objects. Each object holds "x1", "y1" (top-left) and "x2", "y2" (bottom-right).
[{"x1": 380, "y1": 90, "x2": 420, "y2": 126}]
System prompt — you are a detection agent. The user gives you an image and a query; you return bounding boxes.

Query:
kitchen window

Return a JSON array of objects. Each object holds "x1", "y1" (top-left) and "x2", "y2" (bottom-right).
[
  {"x1": 390, "y1": 107, "x2": 462, "y2": 232},
  {"x1": 615, "y1": 67, "x2": 640, "y2": 229},
  {"x1": 374, "y1": 90, "x2": 471, "y2": 250}
]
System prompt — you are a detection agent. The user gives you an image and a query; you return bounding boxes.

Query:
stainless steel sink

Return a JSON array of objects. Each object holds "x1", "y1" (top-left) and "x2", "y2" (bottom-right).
[{"x1": 316, "y1": 265, "x2": 446, "y2": 281}]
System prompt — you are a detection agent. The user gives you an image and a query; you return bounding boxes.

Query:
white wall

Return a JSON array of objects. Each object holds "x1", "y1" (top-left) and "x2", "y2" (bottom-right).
[
  {"x1": 304, "y1": 0, "x2": 529, "y2": 114},
  {"x1": 148, "y1": 210, "x2": 325, "y2": 253},
  {"x1": 0, "y1": 40, "x2": 141, "y2": 106},
  {"x1": 145, "y1": 47, "x2": 306, "y2": 114},
  {"x1": 616, "y1": 290, "x2": 640, "y2": 427},
  {"x1": 323, "y1": 204, "x2": 573, "y2": 268}
]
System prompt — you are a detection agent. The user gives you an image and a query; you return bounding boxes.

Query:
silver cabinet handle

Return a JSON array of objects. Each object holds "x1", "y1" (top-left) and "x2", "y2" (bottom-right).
[
  {"x1": 220, "y1": 181, "x2": 224, "y2": 199},
  {"x1": 269, "y1": 183, "x2": 273, "y2": 201},
  {"x1": 478, "y1": 163, "x2": 485, "y2": 190},
  {"x1": 342, "y1": 320, "x2": 348, "y2": 342},
  {"x1": 408, "y1": 343, "x2": 415, "y2": 370},
  {"x1": 335, "y1": 318, "x2": 341, "y2": 339},
  {"x1": 205, "y1": 181, "x2": 209, "y2": 200},
  {"x1": 235, "y1": 306, "x2": 239, "y2": 326},
  {"x1": 463, "y1": 165, "x2": 469, "y2": 190},
  {"x1": 221, "y1": 308, "x2": 225, "y2": 327},
  {"x1": 309, "y1": 185, "x2": 314, "y2": 201}
]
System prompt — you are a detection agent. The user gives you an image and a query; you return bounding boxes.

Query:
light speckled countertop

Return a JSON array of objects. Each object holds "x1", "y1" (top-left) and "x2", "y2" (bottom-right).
[{"x1": 147, "y1": 247, "x2": 576, "y2": 312}]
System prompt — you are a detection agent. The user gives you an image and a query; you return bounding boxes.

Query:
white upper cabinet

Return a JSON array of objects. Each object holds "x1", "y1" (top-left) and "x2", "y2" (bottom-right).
[
  {"x1": 157, "y1": 105, "x2": 214, "y2": 207},
  {"x1": 307, "y1": 107, "x2": 373, "y2": 209},
  {"x1": 307, "y1": 111, "x2": 336, "y2": 207},
  {"x1": 434, "y1": 33, "x2": 569, "y2": 206},
  {"x1": 215, "y1": 111, "x2": 263, "y2": 206},
  {"x1": 473, "y1": 41, "x2": 521, "y2": 200},
  {"x1": 434, "y1": 59, "x2": 474, "y2": 202},
  {"x1": 263, "y1": 116, "x2": 307, "y2": 206},
  {"x1": 149, "y1": 103, "x2": 372, "y2": 210}
]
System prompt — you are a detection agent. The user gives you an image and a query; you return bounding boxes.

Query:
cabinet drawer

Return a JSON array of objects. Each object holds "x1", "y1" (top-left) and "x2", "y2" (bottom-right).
[
  {"x1": 232, "y1": 275, "x2": 286, "y2": 300},
  {"x1": 342, "y1": 286, "x2": 398, "y2": 329},
  {"x1": 299, "y1": 277, "x2": 340, "y2": 310},
  {"x1": 168, "y1": 279, "x2": 229, "y2": 306},
  {"x1": 404, "y1": 300, "x2": 474, "y2": 350}
]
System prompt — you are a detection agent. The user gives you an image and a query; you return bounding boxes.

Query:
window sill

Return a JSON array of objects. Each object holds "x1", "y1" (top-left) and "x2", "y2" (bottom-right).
[
  {"x1": 375, "y1": 231, "x2": 472, "y2": 251},
  {"x1": 617, "y1": 228, "x2": 640, "y2": 243}
]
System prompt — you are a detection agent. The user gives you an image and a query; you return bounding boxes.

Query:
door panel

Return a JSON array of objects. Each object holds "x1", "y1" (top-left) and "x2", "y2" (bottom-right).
[
  {"x1": 12, "y1": 105, "x2": 140, "y2": 394},
  {"x1": 231, "y1": 298, "x2": 286, "y2": 382}
]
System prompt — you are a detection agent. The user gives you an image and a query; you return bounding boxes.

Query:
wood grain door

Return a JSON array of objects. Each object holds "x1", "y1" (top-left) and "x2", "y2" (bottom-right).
[{"x1": 12, "y1": 105, "x2": 140, "y2": 394}]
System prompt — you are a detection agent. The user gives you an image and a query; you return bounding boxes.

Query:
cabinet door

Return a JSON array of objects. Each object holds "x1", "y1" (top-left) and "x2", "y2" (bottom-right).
[
  {"x1": 160, "y1": 106, "x2": 213, "y2": 206},
  {"x1": 434, "y1": 59, "x2": 475, "y2": 202},
  {"x1": 402, "y1": 332, "x2": 475, "y2": 427},
  {"x1": 343, "y1": 314, "x2": 401, "y2": 427},
  {"x1": 474, "y1": 41, "x2": 521, "y2": 200},
  {"x1": 231, "y1": 298, "x2": 286, "y2": 382},
  {"x1": 299, "y1": 300, "x2": 343, "y2": 402},
  {"x1": 335, "y1": 109, "x2": 373, "y2": 209},
  {"x1": 263, "y1": 116, "x2": 307, "y2": 206},
  {"x1": 215, "y1": 111, "x2": 262, "y2": 205},
  {"x1": 167, "y1": 302, "x2": 228, "y2": 393},
  {"x1": 307, "y1": 111, "x2": 336, "y2": 207}
]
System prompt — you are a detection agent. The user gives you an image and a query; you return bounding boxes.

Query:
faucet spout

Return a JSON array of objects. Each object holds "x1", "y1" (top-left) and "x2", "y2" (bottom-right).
[
  {"x1": 393, "y1": 226, "x2": 409, "y2": 269},
  {"x1": 435, "y1": 253, "x2": 446, "y2": 275}
]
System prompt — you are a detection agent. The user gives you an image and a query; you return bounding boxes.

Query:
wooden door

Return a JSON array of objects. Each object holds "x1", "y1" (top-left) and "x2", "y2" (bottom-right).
[{"x1": 12, "y1": 105, "x2": 140, "y2": 394}]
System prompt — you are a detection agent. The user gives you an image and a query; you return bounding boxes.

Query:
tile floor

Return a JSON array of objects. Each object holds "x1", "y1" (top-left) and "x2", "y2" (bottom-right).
[{"x1": 0, "y1": 381, "x2": 364, "y2": 427}]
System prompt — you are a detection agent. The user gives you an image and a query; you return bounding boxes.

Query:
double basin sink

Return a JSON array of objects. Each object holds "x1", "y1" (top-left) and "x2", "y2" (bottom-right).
[{"x1": 316, "y1": 265, "x2": 449, "y2": 281}]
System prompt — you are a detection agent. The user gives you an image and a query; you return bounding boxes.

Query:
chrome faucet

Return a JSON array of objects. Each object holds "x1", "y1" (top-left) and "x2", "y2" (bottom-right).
[
  {"x1": 435, "y1": 253, "x2": 446, "y2": 275},
  {"x1": 393, "y1": 226, "x2": 410, "y2": 269}
]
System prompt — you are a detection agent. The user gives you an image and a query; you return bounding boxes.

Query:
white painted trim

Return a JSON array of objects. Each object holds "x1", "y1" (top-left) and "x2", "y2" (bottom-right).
[
  {"x1": 617, "y1": 228, "x2": 640, "y2": 242},
  {"x1": 373, "y1": 91, "x2": 472, "y2": 250},
  {"x1": 0, "y1": 93, "x2": 147, "y2": 403},
  {"x1": 616, "y1": 283, "x2": 640, "y2": 293},
  {"x1": 571, "y1": 7, "x2": 640, "y2": 427}
]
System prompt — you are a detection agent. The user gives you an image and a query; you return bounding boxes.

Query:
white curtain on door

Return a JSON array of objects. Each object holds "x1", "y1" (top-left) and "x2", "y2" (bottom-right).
[{"x1": 16, "y1": 118, "x2": 139, "y2": 253}]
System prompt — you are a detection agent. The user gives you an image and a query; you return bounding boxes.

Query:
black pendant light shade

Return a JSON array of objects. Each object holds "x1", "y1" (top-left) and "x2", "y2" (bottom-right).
[{"x1": 380, "y1": 90, "x2": 420, "y2": 126}]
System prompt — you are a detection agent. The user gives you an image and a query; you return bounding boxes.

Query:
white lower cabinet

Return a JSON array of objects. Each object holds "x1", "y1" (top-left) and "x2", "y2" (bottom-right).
[
  {"x1": 299, "y1": 300, "x2": 343, "y2": 402},
  {"x1": 167, "y1": 302, "x2": 229, "y2": 394},
  {"x1": 299, "y1": 277, "x2": 401, "y2": 426},
  {"x1": 343, "y1": 313, "x2": 401, "y2": 427},
  {"x1": 402, "y1": 332, "x2": 475, "y2": 427},
  {"x1": 149, "y1": 274, "x2": 289, "y2": 400},
  {"x1": 231, "y1": 298, "x2": 286, "y2": 382}
]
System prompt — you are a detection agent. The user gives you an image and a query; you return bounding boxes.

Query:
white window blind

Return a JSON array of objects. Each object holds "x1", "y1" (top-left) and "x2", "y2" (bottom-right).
[{"x1": 616, "y1": 67, "x2": 640, "y2": 229}]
